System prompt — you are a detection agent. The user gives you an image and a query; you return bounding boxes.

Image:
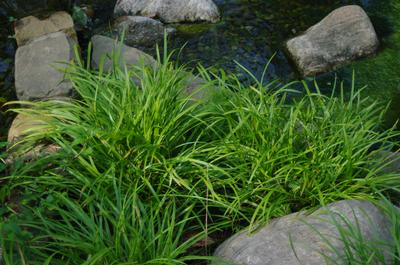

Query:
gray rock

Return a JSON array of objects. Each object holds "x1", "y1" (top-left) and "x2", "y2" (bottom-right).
[
  {"x1": 91, "y1": 35, "x2": 156, "y2": 71},
  {"x1": 113, "y1": 16, "x2": 175, "y2": 48},
  {"x1": 6, "y1": 113, "x2": 60, "y2": 164},
  {"x1": 15, "y1": 32, "x2": 76, "y2": 101},
  {"x1": 90, "y1": 35, "x2": 217, "y2": 102},
  {"x1": 184, "y1": 74, "x2": 219, "y2": 103},
  {"x1": 373, "y1": 150, "x2": 400, "y2": 174},
  {"x1": 286, "y1": 5, "x2": 379, "y2": 76},
  {"x1": 14, "y1": 11, "x2": 77, "y2": 46},
  {"x1": 6, "y1": 143, "x2": 61, "y2": 165},
  {"x1": 214, "y1": 200, "x2": 393, "y2": 265},
  {"x1": 114, "y1": 0, "x2": 220, "y2": 23},
  {"x1": 114, "y1": 0, "x2": 147, "y2": 17},
  {"x1": 7, "y1": 114, "x2": 48, "y2": 144}
]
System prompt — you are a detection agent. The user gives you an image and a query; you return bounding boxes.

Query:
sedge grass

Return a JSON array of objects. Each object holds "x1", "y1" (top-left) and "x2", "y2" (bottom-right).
[
  {"x1": 1, "y1": 43, "x2": 400, "y2": 263},
  {"x1": 1, "y1": 184, "x2": 212, "y2": 264}
]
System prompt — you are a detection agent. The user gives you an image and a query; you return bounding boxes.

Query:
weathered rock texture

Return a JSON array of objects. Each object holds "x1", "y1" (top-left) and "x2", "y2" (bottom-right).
[
  {"x1": 214, "y1": 200, "x2": 393, "y2": 265},
  {"x1": 6, "y1": 113, "x2": 60, "y2": 164},
  {"x1": 286, "y1": 5, "x2": 379, "y2": 76},
  {"x1": 14, "y1": 11, "x2": 76, "y2": 46},
  {"x1": 15, "y1": 32, "x2": 76, "y2": 101},
  {"x1": 114, "y1": 0, "x2": 220, "y2": 23},
  {"x1": 7, "y1": 114, "x2": 47, "y2": 143},
  {"x1": 91, "y1": 34, "x2": 156, "y2": 71},
  {"x1": 113, "y1": 16, "x2": 175, "y2": 48}
]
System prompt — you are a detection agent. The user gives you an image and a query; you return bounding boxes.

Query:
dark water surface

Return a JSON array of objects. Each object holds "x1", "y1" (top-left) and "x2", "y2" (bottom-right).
[
  {"x1": 170, "y1": 0, "x2": 400, "y2": 127},
  {"x1": 0, "y1": 0, "x2": 399, "y2": 140}
]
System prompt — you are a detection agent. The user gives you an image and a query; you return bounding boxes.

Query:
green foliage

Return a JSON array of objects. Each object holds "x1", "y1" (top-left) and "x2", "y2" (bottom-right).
[
  {"x1": 204, "y1": 73, "x2": 400, "y2": 225},
  {"x1": 72, "y1": 5, "x2": 88, "y2": 28},
  {"x1": 1, "y1": 45, "x2": 400, "y2": 263},
  {"x1": 0, "y1": 190, "x2": 208, "y2": 264},
  {"x1": 0, "y1": 141, "x2": 6, "y2": 174}
]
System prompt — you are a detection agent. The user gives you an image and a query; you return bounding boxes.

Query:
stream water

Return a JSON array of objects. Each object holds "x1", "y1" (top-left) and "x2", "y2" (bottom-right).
[{"x1": 0, "y1": 0, "x2": 399, "y2": 141}]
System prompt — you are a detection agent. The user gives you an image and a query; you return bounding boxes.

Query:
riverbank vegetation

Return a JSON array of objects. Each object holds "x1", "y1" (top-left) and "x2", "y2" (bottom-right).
[{"x1": 1, "y1": 47, "x2": 400, "y2": 264}]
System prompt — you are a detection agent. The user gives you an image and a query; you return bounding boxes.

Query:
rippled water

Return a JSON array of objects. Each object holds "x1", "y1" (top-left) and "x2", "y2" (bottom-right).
[{"x1": 0, "y1": 0, "x2": 399, "y2": 140}]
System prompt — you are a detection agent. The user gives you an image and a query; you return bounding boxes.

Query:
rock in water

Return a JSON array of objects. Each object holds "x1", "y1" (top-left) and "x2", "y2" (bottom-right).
[
  {"x1": 286, "y1": 5, "x2": 379, "y2": 76},
  {"x1": 14, "y1": 11, "x2": 76, "y2": 46},
  {"x1": 15, "y1": 32, "x2": 76, "y2": 101},
  {"x1": 114, "y1": 0, "x2": 220, "y2": 23},
  {"x1": 91, "y1": 35, "x2": 156, "y2": 71},
  {"x1": 113, "y1": 16, "x2": 175, "y2": 48},
  {"x1": 214, "y1": 200, "x2": 393, "y2": 265}
]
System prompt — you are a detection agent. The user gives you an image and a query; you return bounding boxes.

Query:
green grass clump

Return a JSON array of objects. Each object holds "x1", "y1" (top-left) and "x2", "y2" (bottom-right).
[
  {"x1": 203, "y1": 74, "x2": 400, "y2": 225},
  {"x1": 1, "y1": 187, "x2": 208, "y2": 264},
  {"x1": 1, "y1": 45, "x2": 400, "y2": 263}
]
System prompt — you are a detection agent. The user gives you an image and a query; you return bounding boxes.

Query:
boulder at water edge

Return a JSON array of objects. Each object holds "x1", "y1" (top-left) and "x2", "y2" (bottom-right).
[
  {"x1": 15, "y1": 31, "x2": 76, "y2": 100},
  {"x1": 91, "y1": 35, "x2": 218, "y2": 102},
  {"x1": 14, "y1": 11, "x2": 77, "y2": 46},
  {"x1": 286, "y1": 5, "x2": 379, "y2": 76},
  {"x1": 91, "y1": 35, "x2": 156, "y2": 71},
  {"x1": 114, "y1": 0, "x2": 220, "y2": 23},
  {"x1": 214, "y1": 200, "x2": 393, "y2": 265},
  {"x1": 113, "y1": 16, "x2": 175, "y2": 48}
]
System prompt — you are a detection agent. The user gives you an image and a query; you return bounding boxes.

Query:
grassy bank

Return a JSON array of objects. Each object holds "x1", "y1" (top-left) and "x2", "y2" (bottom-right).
[{"x1": 1, "y1": 47, "x2": 400, "y2": 264}]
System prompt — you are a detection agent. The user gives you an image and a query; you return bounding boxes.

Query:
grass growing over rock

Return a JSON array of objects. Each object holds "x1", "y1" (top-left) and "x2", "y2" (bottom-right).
[
  {"x1": 317, "y1": 197, "x2": 400, "y2": 264},
  {"x1": 1, "y1": 47, "x2": 400, "y2": 264}
]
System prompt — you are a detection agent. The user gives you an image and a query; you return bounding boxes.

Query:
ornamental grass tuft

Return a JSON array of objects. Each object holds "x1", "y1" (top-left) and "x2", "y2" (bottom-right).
[{"x1": 1, "y1": 44, "x2": 400, "y2": 263}]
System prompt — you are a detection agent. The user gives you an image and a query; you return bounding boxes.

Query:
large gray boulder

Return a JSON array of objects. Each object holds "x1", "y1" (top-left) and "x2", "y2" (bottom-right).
[
  {"x1": 113, "y1": 16, "x2": 175, "y2": 48},
  {"x1": 214, "y1": 200, "x2": 393, "y2": 265},
  {"x1": 15, "y1": 31, "x2": 76, "y2": 101},
  {"x1": 286, "y1": 5, "x2": 379, "y2": 76},
  {"x1": 91, "y1": 35, "x2": 156, "y2": 71},
  {"x1": 114, "y1": 0, "x2": 220, "y2": 23}
]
